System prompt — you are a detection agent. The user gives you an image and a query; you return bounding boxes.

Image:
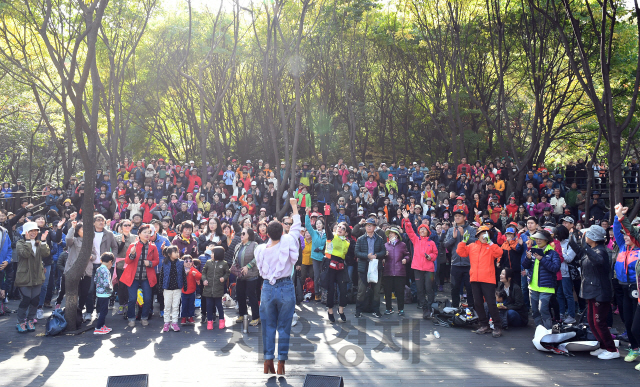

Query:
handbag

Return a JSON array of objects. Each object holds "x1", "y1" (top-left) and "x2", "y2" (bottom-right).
[
  {"x1": 329, "y1": 258, "x2": 345, "y2": 271},
  {"x1": 367, "y1": 258, "x2": 379, "y2": 283}
]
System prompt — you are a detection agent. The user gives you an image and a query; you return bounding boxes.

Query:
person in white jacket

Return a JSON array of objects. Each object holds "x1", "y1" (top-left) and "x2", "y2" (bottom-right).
[
  {"x1": 549, "y1": 189, "x2": 566, "y2": 219},
  {"x1": 556, "y1": 225, "x2": 577, "y2": 323}
]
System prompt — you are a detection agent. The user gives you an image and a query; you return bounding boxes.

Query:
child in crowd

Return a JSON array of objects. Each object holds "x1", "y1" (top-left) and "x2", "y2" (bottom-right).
[
  {"x1": 495, "y1": 289, "x2": 509, "y2": 329},
  {"x1": 180, "y1": 255, "x2": 202, "y2": 325},
  {"x1": 94, "y1": 252, "x2": 114, "y2": 335},
  {"x1": 158, "y1": 246, "x2": 186, "y2": 332},
  {"x1": 202, "y1": 246, "x2": 229, "y2": 330}
]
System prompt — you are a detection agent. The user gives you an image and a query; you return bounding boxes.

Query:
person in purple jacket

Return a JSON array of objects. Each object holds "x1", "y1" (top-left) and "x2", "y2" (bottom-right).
[{"x1": 382, "y1": 227, "x2": 410, "y2": 316}]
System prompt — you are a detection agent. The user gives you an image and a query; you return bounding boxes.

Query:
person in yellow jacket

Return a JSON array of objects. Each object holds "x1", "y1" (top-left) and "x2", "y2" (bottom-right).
[
  {"x1": 385, "y1": 174, "x2": 398, "y2": 193},
  {"x1": 195, "y1": 193, "x2": 211, "y2": 213},
  {"x1": 294, "y1": 185, "x2": 311, "y2": 213},
  {"x1": 495, "y1": 176, "x2": 506, "y2": 197},
  {"x1": 323, "y1": 222, "x2": 351, "y2": 323}
]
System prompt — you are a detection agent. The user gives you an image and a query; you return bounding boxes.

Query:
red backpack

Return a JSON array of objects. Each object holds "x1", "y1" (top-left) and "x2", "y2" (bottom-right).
[{"x1": 303, "y1": 278, "x2": 315, "y2": 296}]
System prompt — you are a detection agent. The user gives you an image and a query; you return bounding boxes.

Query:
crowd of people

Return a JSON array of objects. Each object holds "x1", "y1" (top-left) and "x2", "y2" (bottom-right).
[{"x1": 0, "y1": 155, "x2": 639, "y2": 372}]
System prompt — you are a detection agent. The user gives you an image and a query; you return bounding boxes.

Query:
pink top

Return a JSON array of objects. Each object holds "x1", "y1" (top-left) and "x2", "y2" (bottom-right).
[{"x1": 255, "y1": 214, "x2": 301, "y2": 285}]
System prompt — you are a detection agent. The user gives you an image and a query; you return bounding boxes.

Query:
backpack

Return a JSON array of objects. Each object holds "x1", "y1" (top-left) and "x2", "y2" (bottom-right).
[
  {"x1": 447, "y1": 307, "x2": 479, "y2": 327},
  {"x1": 303, "y1": 278, "x2": 315, "y2": 296},
  {"x1": 46, "y1": 308, "x2": 68, "y2": 335}
]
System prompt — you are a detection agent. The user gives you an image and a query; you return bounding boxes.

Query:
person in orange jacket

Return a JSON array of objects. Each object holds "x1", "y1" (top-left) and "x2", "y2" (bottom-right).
[{"x1": 456, "y1": 225, "x2": 504, "y2": 337}]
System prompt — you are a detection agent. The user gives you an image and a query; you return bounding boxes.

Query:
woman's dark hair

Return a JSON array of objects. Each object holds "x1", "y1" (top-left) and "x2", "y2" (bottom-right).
[
  {"x1": 555, "y1": 225, "x2": 570, "y2": 241},
  {"x1": 502, "y1": 267, "x2": 514, "y2": 283},
  {"x1": 206, "y1": 217, "x2": 223, "y2": 237},
  {"x1": 73, "y1": 222, "x2": 84, "y2": 237},
  {"x1": 244, "y1": 227, "x2": 255, "y2": 242},
  {"x1": 267, "y1": 220, "x2": 284, "y2": 241},
  {"x1": 138, "y1": 224, "x2": 152, "y2": 235}
]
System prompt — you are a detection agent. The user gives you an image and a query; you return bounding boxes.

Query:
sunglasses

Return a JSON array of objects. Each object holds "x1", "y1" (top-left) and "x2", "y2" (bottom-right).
[
  {"x1": 284, "y1": 223, "x2": 293, "y2": 226},
  {"x1": 241, "y1": 232, "x2": 247, "y2": 236},
  {"x1": 123, "y1": 224, "x2": 132, "y2": 227},
  {"x1": 184, "y1": 259, "x2": 193, "y2": 262}
]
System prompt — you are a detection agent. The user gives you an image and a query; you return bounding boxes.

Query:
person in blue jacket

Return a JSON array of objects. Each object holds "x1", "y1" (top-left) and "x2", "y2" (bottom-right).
[
  {"x1": 305, "y1": 209, "x2": 327, "y2": 301},
  {"x1": 0, "y1": 224, "x2": 13, "y2": 306}
]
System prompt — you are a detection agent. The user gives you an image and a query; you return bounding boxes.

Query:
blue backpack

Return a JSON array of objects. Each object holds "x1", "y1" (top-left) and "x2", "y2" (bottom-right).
[{"x1": 45, "y1": 309, "x2": 67, "y2": 336}]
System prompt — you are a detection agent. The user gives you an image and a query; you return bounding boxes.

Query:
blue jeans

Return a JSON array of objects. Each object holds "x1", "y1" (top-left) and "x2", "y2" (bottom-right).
[
  {"x1": 38, "y1": 265, "x2": 52, "y2": 307},
  {"x1": 530, "y1": 290, "x2": 553, "y2": 329},
  {"x1": 181, "y1": 292, "x2": 195, "y2": 318},
  {"x1": 346, "y1": 265, "x2": 354, "y2": 292},
  {"x1": 95, "y1": 297, "x2": 109, "y2": 329},
  {"x1": 127, "y1": 279, "x2": 152, "y2": 321},
  {"x1": 259, "y1": 278, "x2": 296, "y2": 361},
  {"x1": 557, "y1": 277, "x2": 575, "y2": 318},
  {"x1": 506, "y1": 310, "x2": 527, "y2": 327}
]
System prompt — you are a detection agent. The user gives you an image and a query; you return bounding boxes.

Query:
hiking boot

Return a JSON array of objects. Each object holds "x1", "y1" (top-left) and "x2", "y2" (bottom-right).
[
  {"x1": 163, "y1": 323, "x2": 170, "y2": 332},
  {"x1": 492, "y1": 327, "x2": 502, "y2": 338},
  {"x1": 250, "y1": 318, "x2": 261, "y2": 326},
  {"x1": 475, "y1": 326, "x2": 492, "y2": 334}
]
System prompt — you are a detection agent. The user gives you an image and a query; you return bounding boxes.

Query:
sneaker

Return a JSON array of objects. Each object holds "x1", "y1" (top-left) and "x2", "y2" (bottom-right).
[
  {"x1": 236, "y1": 316, "x2": 244, "y2": 323},
  {"x1": 422, "y1": 309, "x2": 432, "y2": 320},
  {"x1": 624, "y1": 349, "x2": 640, "y2": 362},
  {"x1": 141, "y1": 319, "x2": 149, "y2": 326},
  {"x1": 384, "y1": 309, "x2": 394, "y2": 315},
  {"x1": 355, "y1": 312, "x2": 362, "y2": 318},
  {"x1": 36, "y1": 308, "x2": 44, "y2": 320},
  {"x1": 55, "y1": 304, "x2": 61, "y2": 310},
  {"x1": 620, "y1": 331, "x2": 630, "y2": 341},
  {"x1": 563, "y1": 316, "x2": 577, "y2": 324},
  {"x1": 32, "y1": 318, "x2": 37, "y2": 324},
  {"x1": 219, "y1": 319, "x2": 225, "y2": 329},
  {"x1": 590, "y1": 348, "x2": 606, "y2": 356},
  {"x1": 391, "y1": 293, "x2": 396, "y2": 299},
  {"x1": 250, "y1": 318, "x2": 261, "y2": 326},
  {"x1": 613, "y1": 307, "x2": 619, "y2": 315},
  {"x1": 597, "y1": 350, "x2": 620, "y2": 360},
  {"x1": 160, "y1": 311, "x2": 164, "y2": 318},
  {"x1": 438, "y1": 285, "x2": 444, "y2": 292},
  {"x1": 104, "y1": 326, "x2": 112, "y2": 332},
  {"x1": 128, "y1": 320, "x2": 135, "y2": 328},
  {"x1": 27, "y1": 320, "x2": 35, "y2": 331},
  {"x1": 83, "y1": 312, "x2": 91, "y2": 322},
  {"x1": 181, "y1": 317, "x2": 187, "y2": 325},
  {"x1": 635, "y1": 363, "x2": 640, "y2": 371},
  {"x1": 372, "y1": 311, "x2": 381, "y2": 318},
  {"x1": 163, "y1": 323, "x2": 170, "y2": 332},
  {"x1": 188, "y1": 317, "x2": 195, "y2": 324},
  {"x1": 16, "y1": 323, "x2": 27, "y2": 333},
  {"x1": 94, "y1": 327, "x2": 108, "y2": 335},
  {"x1": 398, "y1": 310, "x2": 405, "y2": 316},
  {"x1": 207, "y1": 321, "x2": 213, "y2": 330},
  {"x1": 117, "y1": 306, "x2": 123, "y2": 315},
  {"x1": 328, "y1": 312, "x2": 335, "y2": 323},
  {"x1": 339, "y1": 313, "x2": 346, "y2": 322},
  {"x1": 170, "y1": 323, "x2": 180, "y2": 332},
  {"x1": 492, "y1": 327, "x2": 502, "y2": 338}
]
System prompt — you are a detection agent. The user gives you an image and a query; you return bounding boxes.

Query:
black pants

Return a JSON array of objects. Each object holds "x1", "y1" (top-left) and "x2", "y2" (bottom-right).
[
  {"x1": 631, "y1": 303, "x2": 640, "y2": 350},
  {"x1": 621, "y1": 285, "x2": 639, "y2": 349},
  {"x1": 116, "y1": 267, "x2": 129, "y2": 306},
  {"x1": 438, "y1": 263, "x2": 449, "y2": 286},
  {"x1": 450, "y1": 265, "x2": 473, "y2": 308},
  {"x1": 327, "y1": 268, "x2": 347, "y2": 309},
  {"x1": 236, "y1": 278, "x2": 260, "y2": 319},
  {"x1": 383, "y1": 276, "x2": 405, "y2": 311},
  {"x1": 95, "y1": 297, "x2": 109, "y2": 329},
  {"x1": 471, "y1": 282, "x2": 501, "y2": 328},
  {"x1": 85, "y1": 263, "x2": 101, "y2": 314},
  {"x1": 58, "y1": 275, "x2": 92, "y2": 311},
  {"x1": 154, "y1": 282, "x2": 165, "y2": 313}
]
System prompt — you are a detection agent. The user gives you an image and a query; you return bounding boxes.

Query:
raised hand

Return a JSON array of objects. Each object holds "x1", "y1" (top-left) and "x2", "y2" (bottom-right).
[{"x1": 41, "y1": 230, "x2": 48, "y2": 241}]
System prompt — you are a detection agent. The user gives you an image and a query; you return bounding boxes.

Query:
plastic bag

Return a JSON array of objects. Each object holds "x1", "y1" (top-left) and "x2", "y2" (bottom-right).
[{"x1": 367, "y1": 258, "x2": 378, "y2": 283}]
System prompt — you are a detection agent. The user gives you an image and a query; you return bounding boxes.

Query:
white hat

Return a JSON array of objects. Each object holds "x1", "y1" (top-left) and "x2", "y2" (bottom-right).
[
  {"x1": 22, "y1": 222, "x2": 39, "y2": 235},
  {"x1": 259, "y1": 159, "x2": 263, "y2": 163},
  {"x1": 251, "y1": 181, "x2": 257, "y2": 186},
  {"x1": 189, "y1": 160, "x2": 194, "y2": 164},
  {"x1": 246, "y1": 160, "x2": 251, "y2": 164}
]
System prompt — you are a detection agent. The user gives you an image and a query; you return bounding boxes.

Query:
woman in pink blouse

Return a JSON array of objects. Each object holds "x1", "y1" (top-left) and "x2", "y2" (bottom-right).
[{"x1": 255, "y1": 198, "x2": 300, "y2": 376}]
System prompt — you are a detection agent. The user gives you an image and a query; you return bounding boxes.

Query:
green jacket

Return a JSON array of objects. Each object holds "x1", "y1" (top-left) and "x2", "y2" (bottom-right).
[
  {"x1": 202, "y1": 259, "x2": 229, "y2": 298},
  {"x1": 565, "y1": 188, "x2": 579, "y2": 208},
  {"x1": 15, "y1": 239, "x2": 49, "y2": 287}
]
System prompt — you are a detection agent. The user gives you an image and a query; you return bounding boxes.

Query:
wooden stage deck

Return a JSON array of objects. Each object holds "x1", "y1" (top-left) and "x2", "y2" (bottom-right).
[{"x1": 1, "y1": 289, "x2": 638, "y2": 387}]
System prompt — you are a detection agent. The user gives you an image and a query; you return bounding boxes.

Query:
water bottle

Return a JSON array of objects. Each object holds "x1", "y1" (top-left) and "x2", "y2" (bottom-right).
[
  {"x1": 243, "y1": 315, "x2": 249, "y2": 333},
  {"x1": 434, "y1": 331, "x2": 440, "y2": 339}
]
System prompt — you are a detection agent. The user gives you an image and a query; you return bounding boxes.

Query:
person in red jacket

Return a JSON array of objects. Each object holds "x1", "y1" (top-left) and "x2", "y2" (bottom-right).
[
  {"x1": 180, "y1": 254, "x2": 202, "y2": 324},
  {"x1": 401, "y1": 210, "x2": 438, "y2": 319},
  {"x1": 505, "y1": 197, "x2": 519, "y2": 218},
  {"x1": 185, "y1": 168, "x2": 202, "y2": 193},
  {"x1": 121, "y1": 224, "x2": 159, "y2": 328},
  {"x1": 141, "y1": 197, "x2": 157, "y2": 224},
  {"x1": 456, "y1": 225, "x2": 504, "y2": 337}
]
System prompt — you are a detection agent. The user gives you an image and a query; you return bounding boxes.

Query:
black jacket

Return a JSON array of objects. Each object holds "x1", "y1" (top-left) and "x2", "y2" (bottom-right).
[{"x1": 574, "y1": 241, "x2": 612, "y2": 302}]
